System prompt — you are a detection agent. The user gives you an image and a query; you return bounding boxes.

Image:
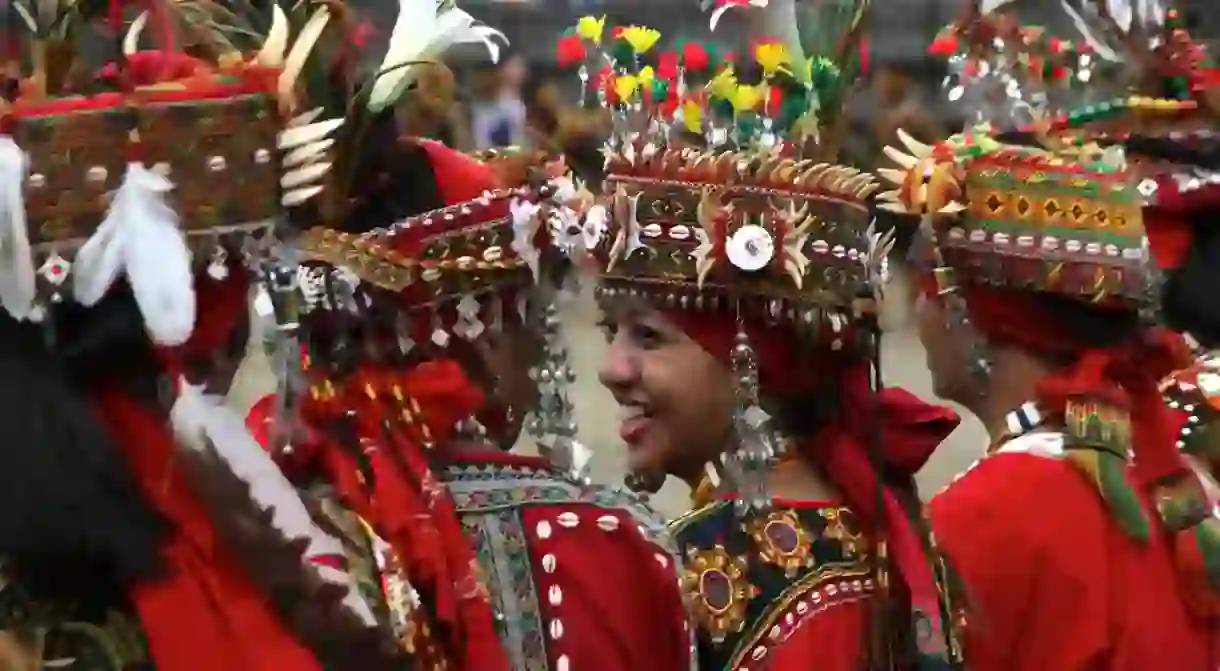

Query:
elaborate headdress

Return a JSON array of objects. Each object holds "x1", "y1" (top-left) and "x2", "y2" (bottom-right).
[
  {"x1": 883, "y1": 0, "x2": 1220, "y2": 608},
  {"x1": 563, "y1": 4, "x2": 962, "y2": 664}
]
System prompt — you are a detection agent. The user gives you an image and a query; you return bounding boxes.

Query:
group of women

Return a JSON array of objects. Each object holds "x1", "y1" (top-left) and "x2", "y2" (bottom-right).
[{"x1": 3, "y1": 0, "x2": 1220, "y2": 669}]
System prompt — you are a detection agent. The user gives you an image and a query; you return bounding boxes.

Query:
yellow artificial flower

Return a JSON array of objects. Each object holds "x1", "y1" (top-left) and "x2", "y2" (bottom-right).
[
  {"x1": 681, "y1": 100, "x2": 703, "y2": 133},
  {"x1": 620, "y1": 26, "x2": 662, "y2": 54},
  {"x1": 638, "y1": 65, "x2": 656, "y2": 85},
  {"x1": 614, "y1": 75, "x2": 640, "y2": 103},
  {"x1": 708, "y1": 66, "x2": 737, "y2": 100},
  {"x1": 576, "y1": 15, "x2": 605, "y2": 44},
  {"x1": 730, "y1": 85, "x2": 765, "y2": 113},
  {"x1": 754, "y1": 42, "x2": 790, "y2": 77}
]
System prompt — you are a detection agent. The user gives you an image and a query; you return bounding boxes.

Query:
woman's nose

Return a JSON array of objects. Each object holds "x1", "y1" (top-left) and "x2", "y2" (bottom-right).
[{"x1": 597, "y1": 334, "x2": 639, "y2": 391}]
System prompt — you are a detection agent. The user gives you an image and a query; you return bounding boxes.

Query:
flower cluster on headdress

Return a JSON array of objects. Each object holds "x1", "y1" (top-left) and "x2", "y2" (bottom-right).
[
  {"x1": 553, "y1": 12, "x2": 851, "y2": 152},
  {"x1": 931, "y1": 2, "x2": 1216, "y2": 133}
]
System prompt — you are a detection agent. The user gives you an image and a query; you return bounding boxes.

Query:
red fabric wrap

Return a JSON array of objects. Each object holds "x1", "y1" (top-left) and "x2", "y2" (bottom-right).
[
  {"x1": 296, "y1": 360, "x2": 510, "y2": 671},
  {"x1": 1143, "y1": 178, "x2": 1220, "y2": 270},
  {"x1": 92, "y1": 388, "x2": 321, "y2": 671},
  {"x1": 661, "y1": 309, "x2": 960, "y2": 639},
  {"x1": 172, "y1": 268, "x2": 249, "y2": 360},
  {"x1": 925, "y1": 282, "x2": 1193, "y2": 486}
]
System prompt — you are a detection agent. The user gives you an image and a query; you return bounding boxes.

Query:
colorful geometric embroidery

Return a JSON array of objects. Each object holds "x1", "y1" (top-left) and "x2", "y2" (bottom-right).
[
  {"x1": 442, "y1": 458, "x2": 684, "y2": 670},
  {"x1": 670, "y1": 501, "x2": 874, "y2": 671}
]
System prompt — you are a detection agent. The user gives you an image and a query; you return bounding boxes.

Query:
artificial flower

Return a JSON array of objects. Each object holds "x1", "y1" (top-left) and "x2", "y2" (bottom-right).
[
  {"x1": 682, "y1": 41, "x2": 711, "y2": 71},
  {"x1": 729, "y1": 84, "x2": 765, "y2": 113},
  {"x1": 620, "y1": 26, "x2": 662, "y2": 54},
  {"x1": 753, "y1": 41, "x2": 790, "y2": 77},
  {"x1": 708, "y1": 66, "x2": 738, "y2": 100},
  {"x1": 555, "y1": 35, "x2": 587, "y2": 68},
  {"x1": 614, "y1": 74, "x2": 639, "y2": 103},
  {"x1": 657, "y1": 51, "x2": 679, "y2": 79},
  {"x1": 638, "y1": 65, "x2": 656, "y2": 85},
  {"x1": 576, "y1": 15, "x2": 605, "y2": 44},
  {"x1": 681, "y1": 100, "x2": 703, "y2": 133}
]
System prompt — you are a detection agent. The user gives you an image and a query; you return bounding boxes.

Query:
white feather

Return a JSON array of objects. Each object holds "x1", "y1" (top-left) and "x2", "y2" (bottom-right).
[
  {"x1": 170, "y1": 381, "x2": 378, "y2": 625},
  {"x1": 1061, "y1": 0, "x2": 1121, "y2": 61},
  {"x1": 0, "y1": 137, "x2": 36, "y2": 320},
  {"x1": 1106, "y1": 0, "x2": 1133, "y2": 32},
  {"x1": 74, "y1": 164, "x2": 195, "y2": 345},
  {"x1": 980, "y1": 0, "x2": 1017, "y2": 13},
  {"x1": 367, "y1": 0, "x2": 507, "y2": 113},
  {"x1": 124, "y1": 12, "x2": 148, "y2": 56}
]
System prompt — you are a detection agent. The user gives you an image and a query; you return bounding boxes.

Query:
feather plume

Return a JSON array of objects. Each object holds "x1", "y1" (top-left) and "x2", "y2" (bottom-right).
[
  {"x1": 72, "y1": 164, "x2": 195, "y2": 346},
  {"x1": 1061, "y1": 0, "x2": 1121, "y2": 62},
  {"x1": 174, "y1": 434, "x2": 408, "y2": 670},
  {"x1": 0, "y1": 138, "x2": 36, "y2": 321},
  {"x1": 366, "y1": 0, "x2": 506, "y2": 114}
]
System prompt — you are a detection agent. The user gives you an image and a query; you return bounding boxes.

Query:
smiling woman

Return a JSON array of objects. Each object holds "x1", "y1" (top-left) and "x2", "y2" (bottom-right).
[{"x1": 578, "y1": 3, "x2": 964, "y2": 669}]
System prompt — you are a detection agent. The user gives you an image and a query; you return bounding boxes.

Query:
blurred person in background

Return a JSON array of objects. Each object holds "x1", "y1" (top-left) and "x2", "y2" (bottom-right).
[{"x1": 469, "y1": 51, "x2": 530, "y2": 149}]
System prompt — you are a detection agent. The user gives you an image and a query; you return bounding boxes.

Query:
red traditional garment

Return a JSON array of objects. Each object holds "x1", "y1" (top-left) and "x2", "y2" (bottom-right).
[
  {"x1": 663, "y1": 309, "x2": 961, "y2": 669},
  {"x1": 93, "y1": 388, "x2": 321, "y2": 671},
  {"x1": 81, "y1": 267, "x2": 323, "y2": 671},
  {"x1": 923, "y1": 283, "x2": 1220, "y2": 669},
  {"x1": 249, "y1": 359, "x2": 693, "y2": 671}
]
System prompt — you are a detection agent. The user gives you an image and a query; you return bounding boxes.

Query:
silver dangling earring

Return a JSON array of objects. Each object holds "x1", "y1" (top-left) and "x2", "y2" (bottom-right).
[
  {"x1": 527, "y1": 299, "x2": 592, "y2": 484},
  {"x1": 725, "y1": 317, "x2": 778, "y2": 516},
  {"x1": 455, "y1": 416, "x2": 488, "y2": 441}
]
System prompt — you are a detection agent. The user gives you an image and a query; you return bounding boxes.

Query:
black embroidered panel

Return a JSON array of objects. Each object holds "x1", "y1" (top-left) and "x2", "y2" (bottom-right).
[{"x1": 671, "y1": 501, "x2": 875, "y2": 671}]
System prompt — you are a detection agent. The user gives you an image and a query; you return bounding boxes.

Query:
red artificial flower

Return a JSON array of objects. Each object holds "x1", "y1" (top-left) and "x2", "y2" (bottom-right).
[
  {"x1": 556, "y1": 35, "x2": 587, "y2": 68},
  {"x1": 927, "y1": 37, "x2": 958, "y2": 57},
  {"x1": 1048, "y1": 37, "x2": 1063, "y2": 53},
  {"x1": 766, "y1": 86, "x2": 783, "y2": 116},
  {"x1": 658, "y1": 51, "x2": 679, "y2": 80},
  {"x1": 858, "y1": 37, "x2": 870, "y2": 75},
  {"x1": 682, "y1": 42, "x2": 711, "y2": 71},
  {"x1": 597, "y1": 66, "x2": 618, "y2": 105}
]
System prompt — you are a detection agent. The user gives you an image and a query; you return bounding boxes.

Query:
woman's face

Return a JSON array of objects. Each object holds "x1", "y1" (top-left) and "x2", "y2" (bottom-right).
[
  {"x1": 913, "y1": 285, "x2": 976, "y2": 405},
  {"x1": 473, "y1": 319, "x2": 543, "y2": 448},
  {"x1": 596, "y1": 299, "x2": 735, "y2": 482}
]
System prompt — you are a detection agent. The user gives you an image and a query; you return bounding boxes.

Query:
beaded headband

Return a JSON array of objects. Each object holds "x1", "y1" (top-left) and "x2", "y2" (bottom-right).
[{"x1": 596, "y1": 147, "x2": 887, "y2": 316}]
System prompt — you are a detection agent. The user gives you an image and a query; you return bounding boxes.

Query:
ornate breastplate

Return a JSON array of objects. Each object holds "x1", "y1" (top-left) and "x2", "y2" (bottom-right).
[{"x1": 671, "y1": 501, "x2": 875, "y2": 670}]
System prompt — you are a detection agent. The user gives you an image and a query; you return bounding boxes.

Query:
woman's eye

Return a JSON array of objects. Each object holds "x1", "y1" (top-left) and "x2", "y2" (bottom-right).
[
  {"x1": 628, "y1": 323, "x2": 663, "y2": 349},
  {"x1": 595, "y1": 318, "x2": 618, "y2": 342}
]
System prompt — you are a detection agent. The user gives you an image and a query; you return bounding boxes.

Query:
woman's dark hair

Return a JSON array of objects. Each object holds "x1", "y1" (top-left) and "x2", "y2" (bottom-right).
[
  {"x1": 1031, "y1": 292, "x2": 1145, "y2": 353},
  {"x1": 0, "y1": 305, "x2": 168, "y2": 583},
  {"x1": 1162, "y1": 211, "x2": 1220, "y2": 347}
]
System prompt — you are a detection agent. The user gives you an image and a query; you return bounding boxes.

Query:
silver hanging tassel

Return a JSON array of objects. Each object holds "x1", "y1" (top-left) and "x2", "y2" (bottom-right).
[
  {"x1": 528, "y1": 300, "x2": 591, "y2": 484},
  {"x1": 260, "y1": 245, "x2": 305, "y2": 457},
  {"x1": 726, "y1": 320, "x2": 777, "y2": 516}
]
